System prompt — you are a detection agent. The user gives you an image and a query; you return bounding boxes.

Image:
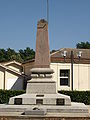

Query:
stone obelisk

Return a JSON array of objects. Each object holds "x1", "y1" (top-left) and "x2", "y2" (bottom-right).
[
  {"x1": 9, "y1": 19, "x2": 71, "y2": 106},
  {"x1": 9, "y1": 19, "x2": 71, "y2": 105},
  {"x1": 30, "y1": 19, "x2": 54, "y2": 78},
  {"x1": 35, "y1": 19, "x2": 50, "y2": 68}
]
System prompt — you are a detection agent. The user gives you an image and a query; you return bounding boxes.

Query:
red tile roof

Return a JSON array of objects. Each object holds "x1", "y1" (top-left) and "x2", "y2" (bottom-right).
[{"x1": 51, "y1": 48, "x2": 90, "y2": 64}]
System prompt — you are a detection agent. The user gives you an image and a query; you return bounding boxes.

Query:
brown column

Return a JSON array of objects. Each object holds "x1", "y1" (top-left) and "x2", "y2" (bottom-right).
[
  {"x1": 71, "y1": 51, "x2": 74, "y2": 91},
  {"x1": 4, "y1": 70, "x2": 5, "y2": 90},
  {"x1": 35, "y1": 19, "x2": 50, "y2": 68}
]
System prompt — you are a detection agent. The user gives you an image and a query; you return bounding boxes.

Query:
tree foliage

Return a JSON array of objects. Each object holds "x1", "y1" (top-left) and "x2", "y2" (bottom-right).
[
  {"x1": 0, "y1": 47, "x2": 35, "y2": 63},
  {"x1": 19, "y1": 47, "x2": 35, "y2": 62},
  {"x1": 50, "y1": 49, "x2": 57, "y2": 54},
  {"x1": 76, "y1": 41, "x2": 90, "y2": 49}
]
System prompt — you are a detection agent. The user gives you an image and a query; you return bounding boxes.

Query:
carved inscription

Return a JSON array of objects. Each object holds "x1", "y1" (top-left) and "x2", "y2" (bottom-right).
[
  {"x1": 56, "y1": 99, "x2": 65, "y2": 105},
  {"x1": 14, "y1": 98, "x2": 22, "y2": 105},
  {"x1": 36, "y1": 99, "x2": 43, "y2": 105}
]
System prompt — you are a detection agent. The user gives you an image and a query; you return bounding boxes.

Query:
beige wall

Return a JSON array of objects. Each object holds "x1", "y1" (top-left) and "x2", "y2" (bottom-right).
[
  {"x1": 0, "y1": 69, "x2": 23, "y2": 90},
  {"x1": 5, "y1": 71, "x2": 23, "y2": 90},
  {"x1": 7, "y1": 63, "x2": 22, "y2": 72},
  {"x1": 0, "y1": 59, "x2": 89, "y2": 91},
  {"x1": 50, "y1": 63, "x2": 90, "y2": 91},
  {"x1": 23, "y1": 62, "x2": 34, "y2": 76},
  {"x1": 0, "y1": 62, "x2": 24, "y2": 90},
  {"x1": 23, "y1": 62, "x2": 90, "y2": 91},
  {"x1": 74, "y1": 64, "x2": 90, "y2": 90},
  {"x1": 0, "y1": 69, "x2": 4, "y2": 89},
  {"x1": 50, "y1": 63, "x2": 71, "y2": 91}
]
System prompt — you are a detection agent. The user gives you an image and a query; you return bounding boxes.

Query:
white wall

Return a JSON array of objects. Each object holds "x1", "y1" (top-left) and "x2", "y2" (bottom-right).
[
  {"x1": 7, "y1": 64, "x2": 22, "y2": 73},
  {"x1": 74, "y1": 64, "x2": 90, "y2": 90},
  {"x1": 0, "y1": 70, "x2": 4, "y2": 89},
  {"x1": 50, "y1": 63, "x2": 71, "y2": 91},
  {"x1": 5, "y1": 71, "x2": 23, "y2": 90},
  {"x1": 50, "y1": 63, "x2": 90, "y2": 91}
]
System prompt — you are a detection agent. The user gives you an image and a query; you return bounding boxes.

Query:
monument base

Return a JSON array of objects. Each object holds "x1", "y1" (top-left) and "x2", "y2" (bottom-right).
[
  {"x1": 0, "y1": 102, "x2": 89, "y2": 113},
  {"x1": 9, "y1": 93, "x2": 71, "y2": 106},
  {"x1": 0, "y1": 103, "x2": 89, "y2": 119},
  {"x1": 8, "y1": 67, "x2": 89, "y2": 115}
]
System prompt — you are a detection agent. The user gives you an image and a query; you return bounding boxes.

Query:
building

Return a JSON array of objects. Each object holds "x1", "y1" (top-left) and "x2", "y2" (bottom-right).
[
  {"x1": 23, "y1": 48, "x2": 90, "y2": 91},
  {"x1": 50, "y1": 48, "x2": 90, "y2": 91},
  {"x1": 0, "y1": 48, "x2": 90, "y2": 91},
  {"x1": 0, "y1": 60, "x2": 24, "y2": 90}
]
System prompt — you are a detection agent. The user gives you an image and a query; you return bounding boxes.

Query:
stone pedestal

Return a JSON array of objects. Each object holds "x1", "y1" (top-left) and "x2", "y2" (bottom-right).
[{"x1": 9, "y1": 68, "x2": 71, "y2": 106}]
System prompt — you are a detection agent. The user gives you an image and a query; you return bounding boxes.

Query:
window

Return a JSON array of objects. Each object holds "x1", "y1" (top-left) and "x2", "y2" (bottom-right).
[{"x1": 60, "y1": 70, "x2": 70, "y2": 86}]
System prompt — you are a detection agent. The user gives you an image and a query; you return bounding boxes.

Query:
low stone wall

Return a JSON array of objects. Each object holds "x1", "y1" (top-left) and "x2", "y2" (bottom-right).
[
  {"x1": 0, "y1": 106, "x2": 90, "y2": 120},
  {"x1": 0, "y1": 116, "x2": 90, "y2": 120}
]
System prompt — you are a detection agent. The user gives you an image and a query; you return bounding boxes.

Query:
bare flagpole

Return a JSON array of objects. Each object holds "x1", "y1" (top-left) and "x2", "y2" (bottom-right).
[{"x1": 47, "y1": 0, "x2": 49, "y2": 24}]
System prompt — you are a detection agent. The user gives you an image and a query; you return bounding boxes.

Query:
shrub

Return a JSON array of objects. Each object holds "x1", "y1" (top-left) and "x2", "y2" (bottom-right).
[
  {"x1": 0, "y1": 89, "x2": 25, "y2": 104},
  {"x1": 58, "y1": 91, "x2": 90, "y2": 105},
  {"x1": 0, "y1": 90, "x2": 90, "y2": 105}
]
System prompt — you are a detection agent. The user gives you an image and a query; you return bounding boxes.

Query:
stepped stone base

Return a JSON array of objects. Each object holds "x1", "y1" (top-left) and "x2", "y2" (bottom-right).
[
  {"x1": 6, "y1": 68, "x2": 89, "y2": 116},
  {"x1": 26, "y1": 79, "x2": 56, "y2": 94},
  {"x1": 0, "y1": 103, "x2": 89, "y2": 113},
  {"x1": 0, "y1": 103, "x2": 89, "y2": 119},
  {"x1": 9, "y1": 93, "x2": 71, "y2": 106},
  {"x1": 8, "y1": 67, "x2": 89, "y2": 115},
  {"x1": 9, "y1": 70, "x2": 71, "y2": 106}
]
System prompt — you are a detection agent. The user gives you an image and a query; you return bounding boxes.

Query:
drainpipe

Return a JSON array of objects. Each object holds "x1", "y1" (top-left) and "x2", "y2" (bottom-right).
[{"x1": 71, "y1": 51, "x2": 74, "y2": 91}]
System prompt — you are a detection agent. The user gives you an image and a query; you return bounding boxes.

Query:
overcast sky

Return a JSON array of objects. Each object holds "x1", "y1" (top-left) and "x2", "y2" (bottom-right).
[{"x1": 0, "y1": 0, "x2": 90, "y2": 51}]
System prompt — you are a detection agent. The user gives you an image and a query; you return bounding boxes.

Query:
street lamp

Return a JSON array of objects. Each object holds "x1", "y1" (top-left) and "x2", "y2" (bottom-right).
[
  {"x1": 77, "y1": 51, "x2": 82, "y2": 60},
  {"x1": 61, "y1": 51, "x2": 67, "y2": 62}
]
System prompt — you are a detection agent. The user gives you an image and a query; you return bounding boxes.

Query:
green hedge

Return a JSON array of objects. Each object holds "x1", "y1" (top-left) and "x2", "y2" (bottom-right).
[
  {"x1": 0, "y1": 90, "x2": 90, "y2": 105},
  {"x1": 0, "y1": 89, "x2": 25, "y2": 104},
  {"x1": 58, "y1": 91, "x2": 90, "y2": 105}
]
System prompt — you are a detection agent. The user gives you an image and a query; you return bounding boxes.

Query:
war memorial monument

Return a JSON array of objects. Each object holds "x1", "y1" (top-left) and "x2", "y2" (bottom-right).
[{"x1": 0, "y1": 19, "x2": 89, "y2": 120}]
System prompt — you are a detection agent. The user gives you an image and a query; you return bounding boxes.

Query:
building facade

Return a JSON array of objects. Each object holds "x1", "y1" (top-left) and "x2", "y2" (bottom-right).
[
  {"x1": 0, "y1": 61, "x2": 24, "y2": 90},
  {"x1": 0, "y1": 48, "x2": 90, "y2": 91},
  {"x1": 50, "y1": 48, "x2": 90, "y2": 91},
  {"x1": 50, "y1": 63, "x2": 90, "y2": 91},
  {"x1": 23, "y1": 48, "x2": 90, "y2": 91}
]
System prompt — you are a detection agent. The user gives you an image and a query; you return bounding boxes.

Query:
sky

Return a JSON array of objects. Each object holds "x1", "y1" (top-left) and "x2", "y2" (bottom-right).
[{"x1": 0, "y1": 0, "x2": 90, "y2": 51}]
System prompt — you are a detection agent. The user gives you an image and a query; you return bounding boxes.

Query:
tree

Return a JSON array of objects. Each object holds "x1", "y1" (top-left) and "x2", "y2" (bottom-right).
[
  {"x1": 15, "y1": 53, "x2": 23, "y2": 63},
  {"x1": 24, "y1": 47, "x2": 35, "y2": 61},
  {"x1": 50, "y1": 50, "x2": 57, "y2": 54},
  {"x1": 6, "y1": 48, "x2": 16, "y2": 61},
  {"x1": 76, "y1": 41, "x2": 90, "y2": 49},
  {"x1": 0, "y1": 47, "x2": 35, "y2": 63},
  {"x1": 19, "y1": 47, "x2": 35, "y2": 62},
  {"x1": 18, "y1": 49, "x2": 25, "y2": 62},
  {"x1": 0, "y1": 49, "x2": 6, "y2": 62}
]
